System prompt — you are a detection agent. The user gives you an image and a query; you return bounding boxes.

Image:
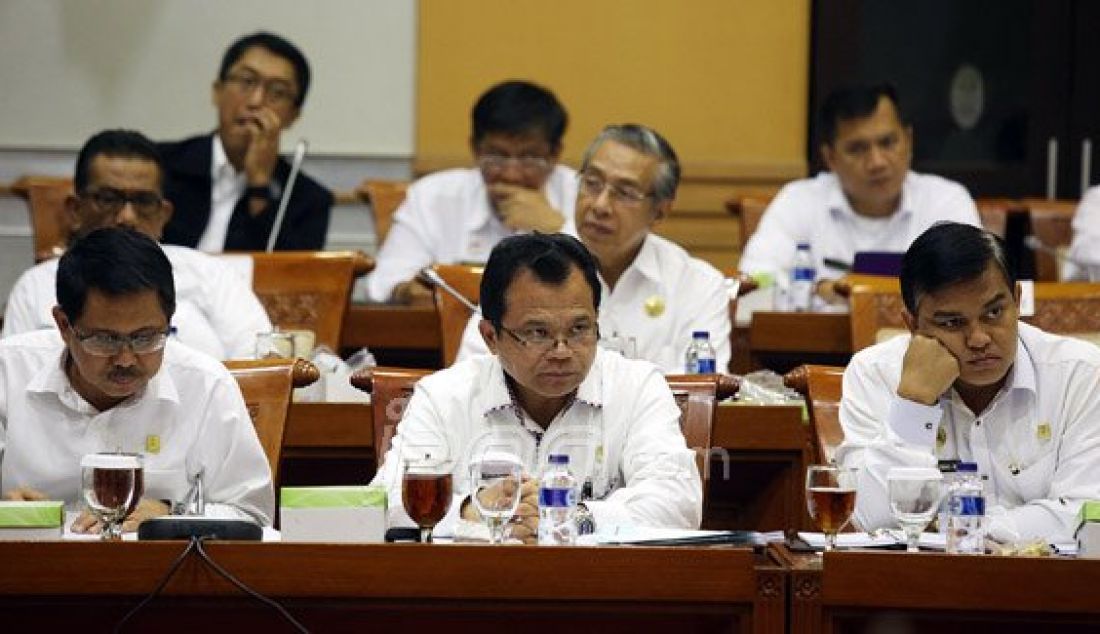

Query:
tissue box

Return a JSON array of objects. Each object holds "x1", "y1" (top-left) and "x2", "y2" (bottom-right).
[
  {"x1": 0, "y1": 500, "x2": 64, "y2": 540},
  {"x1": 280, "y1": 486, "x2": 386, "y2": 543},
  {"x1": 1077, "y1": 501, "x2": 1100, "y2": 559}
]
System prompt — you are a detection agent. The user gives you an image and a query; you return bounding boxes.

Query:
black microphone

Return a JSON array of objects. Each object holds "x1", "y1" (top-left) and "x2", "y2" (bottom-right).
[
  {"x1": 418, "y1": 268, "x2": 480, "y2": 314},
  {"x1": 265, "y1": 138, "x2": 308, "y2": 252}
]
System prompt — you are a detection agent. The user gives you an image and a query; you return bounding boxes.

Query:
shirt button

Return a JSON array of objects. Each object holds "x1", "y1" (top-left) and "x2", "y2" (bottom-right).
[{"x1": 975, "y1": 420, "x2": 981, "y2": 427}]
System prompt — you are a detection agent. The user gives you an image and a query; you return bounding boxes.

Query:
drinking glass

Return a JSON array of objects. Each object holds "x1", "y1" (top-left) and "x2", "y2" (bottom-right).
[
  {"x1": 469, "y1": 451, "x2": 524, "y2": 544},
  {"x1": 888, "y1": 467, "x2": 944, "y2": 553},
  {"x1": 805, "y1": 464, "x2": 858, "y2": 551},
  {"x1": 401, "y1": 453, "x2": 454, "y2": 543},
  {"x1": 80, "y1": 453, "x2": 144, "y2": 540},
  {"x1": 254, "y1": 331, "x2": 294, "y2": 359}
]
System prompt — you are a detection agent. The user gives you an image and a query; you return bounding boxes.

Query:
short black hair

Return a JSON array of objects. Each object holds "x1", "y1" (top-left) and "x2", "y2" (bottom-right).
[
  {"x1": 74, "y1": 129, "x2": 163, "y2": 194},
  {"x1": 57, "y1": 226, "x2": 176, "y2": 324},
  {"x1": 471, "y1": 80, "x2": 568, "y2": 149},
  {"x1": 219, "y1": 31, "x2": 311, "y2": 108},
  {"x1": 900, "y1": 222, "x2": 1014, "y2": 314},
  {"x1": 819, "y1": 83, "x2": 905, "y2": 146},
  {"x1": 480, "y1": 233, "x2": 600, "y2": 331}
]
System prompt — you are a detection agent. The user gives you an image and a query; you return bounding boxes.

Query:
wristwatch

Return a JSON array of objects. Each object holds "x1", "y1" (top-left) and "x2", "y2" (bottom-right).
[
  {"x1": 574, "y1": 503, "x2": 596, "y2": 535},
  {"x1": 245, "y1": 183, "x2": 276, "y2": 203}
]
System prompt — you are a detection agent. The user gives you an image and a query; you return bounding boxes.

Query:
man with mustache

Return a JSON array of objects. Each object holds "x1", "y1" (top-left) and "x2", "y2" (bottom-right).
[
  {"x1": 837, "y1": 222, "x2": 1100, "y2": 543},
  {"x1": 739, "y1": 83, "x2": 980, "y2": 305},
  {"x1": 158, "y1": 32, "x2": 333, "y2": 252},
  {"x1": 2, "y1": 129, "x2": 271, "y2": 360},
  {"x1": 375, "y1": 233, "x2": 701, "y2": 542},
  {"x1": 456, "y1": 124, "x2": 731, "y2": 374},
  {"x1": 0, "y1": 227, "x2": 274, "y2": 533},
  {"x1": 364, "y1": 80, "x2": 575, "y2": 304}
]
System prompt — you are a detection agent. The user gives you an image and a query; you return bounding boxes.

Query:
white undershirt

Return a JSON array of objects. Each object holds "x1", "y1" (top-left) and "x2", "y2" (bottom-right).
[{"x1": 197, "y1": 135, "x2": 246, "y2": 253}]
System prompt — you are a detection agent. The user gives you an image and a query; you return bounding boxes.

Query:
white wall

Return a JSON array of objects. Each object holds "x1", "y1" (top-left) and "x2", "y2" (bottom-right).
[{"x1": 0, "y1": 0, "x2": 416, "y2": 157}]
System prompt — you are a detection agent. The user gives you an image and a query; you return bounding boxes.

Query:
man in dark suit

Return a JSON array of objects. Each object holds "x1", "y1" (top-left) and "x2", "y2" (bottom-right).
[{"x1": 159, "y1": 32, "x2": 332, "y2": 252}]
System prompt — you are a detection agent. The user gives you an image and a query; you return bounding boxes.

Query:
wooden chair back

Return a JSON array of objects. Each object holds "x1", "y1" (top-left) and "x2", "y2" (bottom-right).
[
  {"x1": 974, "y1": 197, "x2": 1022, "y2": 238},
  {"x1": 665, "y1": 374, "x2": 740, "y2": 506},
  {"x1": 245, "y1": 250, "x2": 374, "y2": 351},
  {"x1": 350, "y1": 366, "x2": 433, "y2": 464},
  {"x1": 357, "y1": 179, "x2": 409, "y2": 244},
  {"x1": 225, "y1": 358, "x2": 320, "y2": 484},
  {"x1": 725, "y1": 195, "x2": 772, "y2": 249},
  {"x1": 783, "y1": 365, "x2": 845, "y2": 465},
  {"x1": 431, "y1": 263, "x2": 484, "y2": 366},
  {"x1": 847, "y1": 276, "x2": 905, "y2": 352},
  {"x1": 1022, "y1": 198, "x2": 1077, "y2": 281},
  {"x1": 11, "y1": 176, "x2": 74, "y2": 262}
]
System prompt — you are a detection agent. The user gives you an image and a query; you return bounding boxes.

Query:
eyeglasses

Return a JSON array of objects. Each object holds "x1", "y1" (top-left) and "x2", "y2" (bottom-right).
[
  {"x1": 577, "y1": 171, "x2": 653, "y2": 207},
  {"x1": 82, "y1": 188, "x2": 165, "y2": 220},
  {"x1": 223, "y1": 72, "x2": 298, "y2": 107},
  {"x1": 501, "y1": 322, "x2": 598, "y2": 353},
  {"x1": 71, "y1": 325, "x2": 175, "y2": 357},
  {"x1": 477, "y1": 155, "x2": 551, "y2": 176}
]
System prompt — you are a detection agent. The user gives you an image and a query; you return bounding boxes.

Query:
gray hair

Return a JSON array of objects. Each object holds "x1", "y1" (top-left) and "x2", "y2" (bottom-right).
[{"x1": 579, "y1": 124, "x2": 680, "y2": 202}]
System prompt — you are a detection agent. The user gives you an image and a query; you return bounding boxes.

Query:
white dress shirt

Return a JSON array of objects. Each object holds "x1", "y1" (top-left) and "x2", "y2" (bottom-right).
[
  {"x1": 454, "y1": 234, "x2": 732, "y2": 373},
  {"x1": 2, "y1": 245, "x2": 272, "y2": 360},
  {"x1": 371, "y1": 348, "x2": 702, "y2": 535},
  {"x1": 196, "y1": 135, "x2": 246, "y2": 253},
  {"x1": 364, "y1": 165, "x2": 578, "y2": 302},
  {"x1": 739, "y1": 171, "x2": 981, "y2": 279},
  {"x1": 1064, "y1": 185, "x2": 1100, "y2": 281},
  {"x1": 0, "y1": 330, "x2": 274, "y2": 524},
  {"x1": 836, "y1": 322, "x2": 1100, "y2": 543}
]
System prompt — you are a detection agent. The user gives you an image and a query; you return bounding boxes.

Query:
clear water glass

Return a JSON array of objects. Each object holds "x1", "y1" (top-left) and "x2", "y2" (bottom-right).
[
  {"x1": 469, "y1": 451, "x2": 524, "y2": 544},
  {"x1": 888, "y1": 467, "x2": 944, "y2": 553}
]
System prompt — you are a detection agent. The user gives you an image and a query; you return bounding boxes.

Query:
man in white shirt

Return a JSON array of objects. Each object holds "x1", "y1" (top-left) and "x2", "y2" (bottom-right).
[
  {"x1": 1064, "y1": 185, "x2": 1100, "y2": 280},
  {"x1": 2, "y1": 129, "x2": 272, "y2": 360},
  {"x1": 456, "y1": 124, "x2": 731, "y2": 373},
  {"x1": 365, "y1": 80, "x2": 576, "y2": 304},
  {"x1": 1, "y1": 227, "x2": 274, "y2": 532},
  {"x1": 740, "y1": 83, "x2": 980, "y2": 303},
  {"x1": 836, "y1": 222, "x2": 1100, "y2": 543},
  {"x1": 375, "y1": 233, "x2": 702, "y2": 542}
]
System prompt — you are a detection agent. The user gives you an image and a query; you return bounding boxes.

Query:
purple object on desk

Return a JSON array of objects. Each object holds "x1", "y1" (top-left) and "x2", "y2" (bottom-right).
[{"x1": 852, "y1": 251, "x2": 904, "y2": 276}]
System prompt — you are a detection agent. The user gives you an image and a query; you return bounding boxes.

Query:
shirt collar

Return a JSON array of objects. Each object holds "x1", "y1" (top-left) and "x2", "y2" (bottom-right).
[
  {"x1": 480, "y1": 348, "x2": 607, "y2": 421},
  {"x1": 26, "y1": 348, "x2": 181, "y2": 412},
  {"x1": 827, "y1": 172, "x2": 915, "y2": 220},
  {"x1": 211, "y1": 134, "x2": 241, "y2": 183}
]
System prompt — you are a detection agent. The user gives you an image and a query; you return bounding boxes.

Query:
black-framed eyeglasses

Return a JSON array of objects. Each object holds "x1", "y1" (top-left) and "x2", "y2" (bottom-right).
[
  {"x1": 501, "y1": 322, "x2": 598, "y2": 353},
  {"x1": 477, "y1": 154, "x2": 551, "y2": 175},
  {"x1": 577, "y1": 171, "x2": 653, "y2": 207},
  {"x1": 81, "y1": 188, "x2": 165, "y2": 219},
  {"x1": 71, "y1": 325, "x2": 176, "y2": 357},
  {"x1": 223, "y1": 72, "x2": 298, "y2": 107}
]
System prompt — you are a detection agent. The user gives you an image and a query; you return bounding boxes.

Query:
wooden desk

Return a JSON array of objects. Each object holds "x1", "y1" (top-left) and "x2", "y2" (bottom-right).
[
  {"x1": 0, "y1": 542, "x2": 783, "y2": 633},
  {"x1": 282, "y1": 402, "x2": 814, "y2": 531},
  {"x1": 772, "y1": 543, "x2": 1100, "y2": 633},
  {"x1": 341, "y1": 304, "x2": 441, "y2": 367}
]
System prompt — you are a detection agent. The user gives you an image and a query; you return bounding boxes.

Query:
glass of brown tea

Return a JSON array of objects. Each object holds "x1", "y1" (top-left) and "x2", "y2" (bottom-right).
[
  {"x1": 805, "y1": 464, "x2": 858, "y2": 551},
  {"x1": 401, "y1": 452, "x2": 454, "y2": 543},
  {"x1": 80, "y1": 452, "x2": 144, "y2": 540}
]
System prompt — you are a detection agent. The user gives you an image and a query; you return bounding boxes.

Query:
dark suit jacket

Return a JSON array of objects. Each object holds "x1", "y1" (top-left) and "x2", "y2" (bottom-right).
[{"x1": 158, "y1": 134, "x2": 333, "y2": 251}]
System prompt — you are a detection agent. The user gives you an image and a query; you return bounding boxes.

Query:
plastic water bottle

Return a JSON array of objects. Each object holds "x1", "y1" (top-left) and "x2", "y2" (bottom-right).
[
  {"x1": 538, "y1": 454, "x2": 578, "y2": 545},
  {"x1": 790, "y1": 242, "x2": 816, "y2": 312},
  {"x1": 946, "y1": 462, "x2": 985, "y2": 554},
  {"x1": 684, "y1": 331, "x2": 717, "y2": 374}
]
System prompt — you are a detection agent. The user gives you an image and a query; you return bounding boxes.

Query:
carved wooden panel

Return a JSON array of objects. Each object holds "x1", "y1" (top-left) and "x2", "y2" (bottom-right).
[
  {"x1": 1029, "y1": 298, "x2": 1100, "y2": 333},
  {"x1": 259, "y1": 292, "x2": 324, "y2": 330}
]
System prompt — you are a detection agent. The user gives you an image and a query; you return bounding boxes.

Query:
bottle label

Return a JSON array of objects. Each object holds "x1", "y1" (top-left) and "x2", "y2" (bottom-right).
[
  {"x1": 695, "y1": 358, "x2": 716, "y2": 373},
  {"x1": 539, "y1": 487, "x2": 575, "y2": 508},
  {"x1": 955, "y1": 495, "x2": 985, "y2": 516}
]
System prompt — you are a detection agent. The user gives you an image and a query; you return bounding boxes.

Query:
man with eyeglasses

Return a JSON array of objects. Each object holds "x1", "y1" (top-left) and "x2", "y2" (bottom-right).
[
  {"x1": 2, "y1": 130, "x2": 272, "y2": 360},
  {"x1": 374, "y1": 233, "x2": 701, "y2": 542},
  {"x1": 740, "y1": 83, "x2": 980, "y2": 304},
  {"x1": 158, "y1": 31, "x2": 333, "y2": 252},
  {"x1": 0, "y1": 226, "x2": 274, "y2": 532},
  {"x1": 456, "y1": 124, "x2": 732, "y2": 374},
  {"x1": 364, "y1": 80, "x2": 575, "y2": 304}
]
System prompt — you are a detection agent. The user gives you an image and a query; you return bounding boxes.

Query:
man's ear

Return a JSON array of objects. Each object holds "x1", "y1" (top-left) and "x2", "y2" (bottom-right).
[
  {"x1": 820, "y1": 143, "x2": 837, "y2": 172},
  {"x1": 902, "y1": 309, "x2": 917, "y2": 333},
  {"x1": 478, "y1": 319, "x2": 500, "y2": 355},
  {"x1": 64, "y1": 193, "x2": 83, "y2": 236},
  {"x1": 651, "y1": 198, "x2": 671, "y2": 224},
  {"x1": 51, "y1": 305, "x2": 69, "y2": 335}
]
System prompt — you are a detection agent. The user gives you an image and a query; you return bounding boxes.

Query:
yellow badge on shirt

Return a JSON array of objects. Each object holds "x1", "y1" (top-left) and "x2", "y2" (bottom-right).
[
  {"x1": 643, "y1": 295, "x2": 666, "y2": 317},
  {"x1": 145, "y1": 435, "x2": 161, "y2": 454},
  {"x1": 936, "y1": 425, "x2": 947, "y2": 450},
  {"x1": 1036, "y1": 422, "x2": 1052, "y2": 442}
]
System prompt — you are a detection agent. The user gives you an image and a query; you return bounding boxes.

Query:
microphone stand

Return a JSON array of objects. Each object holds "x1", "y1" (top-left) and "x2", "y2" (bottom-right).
[
  {"x1": 265, "y1": 139, "x2": 308, "y2": 252},
  {"x1": 418, "y1": 268, "x2": 480, "y2": 314}
]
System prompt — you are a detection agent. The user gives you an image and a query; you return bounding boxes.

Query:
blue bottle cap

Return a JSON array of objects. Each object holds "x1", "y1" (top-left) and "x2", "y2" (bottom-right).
[
  {"x1": 957, "y1": 462, "x2": 978, "y2": 472},
  {"x1": 692, "y1": 331, "x2": 709, "y2": 339},
  {"x1": 547, "y1": 454, "x2": 569, "y2": 465}
]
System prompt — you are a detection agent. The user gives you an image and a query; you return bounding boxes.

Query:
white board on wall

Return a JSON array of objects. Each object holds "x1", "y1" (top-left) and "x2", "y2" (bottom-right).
[{"x1": 0, "y1": 0, "x2": 415, "y2": 157}]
